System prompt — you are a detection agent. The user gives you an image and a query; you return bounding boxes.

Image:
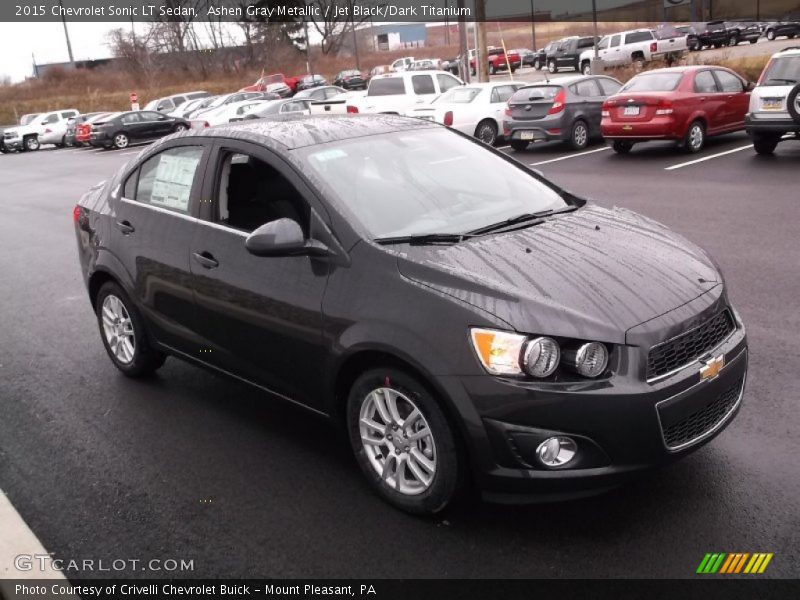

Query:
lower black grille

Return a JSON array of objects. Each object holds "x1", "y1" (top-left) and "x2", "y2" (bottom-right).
[
  {"x1": 647, "y1": 309, "x2": 735, "y2": 380},
  {"x1": 660, "y1": 377, "x2": 743, "y2": 449}
]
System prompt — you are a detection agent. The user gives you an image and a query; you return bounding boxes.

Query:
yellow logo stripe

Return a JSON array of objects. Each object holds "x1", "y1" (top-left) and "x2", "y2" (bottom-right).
[{"x1": 758, "y1": 553, "x2": 773, "y2": 574}]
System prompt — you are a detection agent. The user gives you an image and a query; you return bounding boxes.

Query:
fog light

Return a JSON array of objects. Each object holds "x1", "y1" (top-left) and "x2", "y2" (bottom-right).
[{"x1": 536, "y1": 436, "x2": 577, "y2": 467}]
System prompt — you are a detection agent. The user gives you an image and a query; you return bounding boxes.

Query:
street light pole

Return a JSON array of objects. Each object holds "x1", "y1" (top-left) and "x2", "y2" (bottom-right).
[{"x1": 529, "y1": 0, "x2": 536, "y2": 50}]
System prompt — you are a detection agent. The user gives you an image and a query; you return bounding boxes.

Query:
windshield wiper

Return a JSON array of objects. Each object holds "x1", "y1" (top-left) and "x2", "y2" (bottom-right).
[
  {"x1": 467, "y1": 206, "x2": 578, "y2": 236},
  {"x1": 374, "y1": 232, "x2": 473, "y2": 245},
  {"x1": 764, "y1": 78, "x2": 797, "y2": 85}
]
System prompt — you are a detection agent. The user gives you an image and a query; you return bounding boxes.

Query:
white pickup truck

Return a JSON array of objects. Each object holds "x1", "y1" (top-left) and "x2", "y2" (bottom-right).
[
  {"x1": 309, "y1": 71, "x2": 464, "y2": 116},
  {"x1": 1, "y1": 108, "x2": 80, "y2": 151},
  {"x1": 579, "y1": 28, "x2": 687, "y2": 75}
]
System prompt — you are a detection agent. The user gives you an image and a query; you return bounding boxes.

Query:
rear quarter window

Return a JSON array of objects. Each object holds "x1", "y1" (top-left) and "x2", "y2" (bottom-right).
[
  {"x1": 625, "y1": 31, "x2": 654, "y2": 44},
  {"x1": 412, "y1": 75, "x2": 436, "y2": 94}
]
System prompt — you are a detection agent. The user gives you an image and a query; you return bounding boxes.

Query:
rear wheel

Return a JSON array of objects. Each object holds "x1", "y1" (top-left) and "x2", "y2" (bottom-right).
[
  {"x1": 612, "y1": 140, "x2": 633, "y2": 154},
  {"x1": 112, "y1": 132, "x2": 129, "y2": 149},
  {"x1": 730, "y1": 33, "x2": 740, "y2": 46},
  {"x1": 632, "y1": 56, "x2": 645, "y2": 71},
  {"x1": 474, "y1": 119, "x2": 498, "y2": 145},
  {"x1": 682, "y1": 120, "x2": 705, "y2": 153},
  {"x1": 173, "y1": 123, "x2": 188, "y2": 133},
  {"x1": 548, "y1": 59, "x2": 558, "y2": 74},
  {"x1": 766, "y1": 29, "x2": 776, "y2": 41},
  {"x1": 749, "y1": 38, "x2": 758, "y2": 44},
  {"x1": 752, "y1": 134, "x2": 780, "y2": 155},
  {"x1": 582, "y1": 61, "x2": 592, "y2": 75},
  {"x1": 347, "y1": 367, "x2": 461, "y2": 515},
  {"x1": 510, "y1": 139, "x2": 529, "y2": 152},
  {"x1": 533, "y1": 58, "x2": 541, "y2": 70},
  {"x1": 489, "y1": 63, "x2": 496, "y2": 75},
  {"x1": 569, "y1": 119, "x2": 590, "y2": 150},
  {"x1": 95, "y1": 281, "x2": 166, "y2": 377}
]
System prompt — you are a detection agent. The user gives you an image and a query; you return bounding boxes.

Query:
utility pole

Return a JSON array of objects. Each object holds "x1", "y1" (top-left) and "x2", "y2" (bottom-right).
[
  {"x1": 304, "y1": 20, "x2": 312, "y2": 74},
  {"x1": 529, "y1": 0, "x2": 536, "y2": 50},
  {"x1": 349, "y1": 0, "x2": 360, "y2": 70},
  {"x1": 58, "y1": 0, "x2": 74, "y2": 64},
  {"x1": 475, "y1": 0, "x2": 488, "y2": 83},
  {"x1": 457, "y1": 0, "x2": 469, "y2": 82}
]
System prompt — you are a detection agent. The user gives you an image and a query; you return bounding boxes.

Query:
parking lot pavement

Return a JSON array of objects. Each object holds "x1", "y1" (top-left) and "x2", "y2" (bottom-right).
[{"x1": 1, "y1": 140, "x2": 799, "y2": 579}]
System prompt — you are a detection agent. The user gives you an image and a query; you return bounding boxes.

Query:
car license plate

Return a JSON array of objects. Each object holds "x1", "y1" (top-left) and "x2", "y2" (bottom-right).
[
  {"x1": 520, "y1": 131, "x2": 535, "y2": 140},
  {"x1": 761, "y1": 98, "x2": 783, "y2": 110},
  {"x1": 623, "y1": 106, "x2": 640, "y2": 116}
]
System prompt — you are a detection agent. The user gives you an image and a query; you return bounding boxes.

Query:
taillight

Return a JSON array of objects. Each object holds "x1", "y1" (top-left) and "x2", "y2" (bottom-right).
[
  {"x1": 548, "y1": 89, "x2": 567, "y2": 115},
  {"x1": 655, "y1": 99, "x2": 674, "y2": 115},
  {"x1": 346, "y1": 105, "x2": 359, "y2": 114},
  {"x1": 601, "y1": 110, "x2": 610, "y2": 118},
  {"x1": 650, "y1": 42, "x2": 657, "y2": 53},
  {"x1": 73, "y1": 205, "x2": 82, "y2": 224},
  {"x1": 203, "y1": 121, "x2": 210, "y2": 128},
  {"x1": 444, "y1": 111, "x2": 454, "y2": 126},
  {"x1": 757, "y1": 59, "x2": 773, "y2": 85}
]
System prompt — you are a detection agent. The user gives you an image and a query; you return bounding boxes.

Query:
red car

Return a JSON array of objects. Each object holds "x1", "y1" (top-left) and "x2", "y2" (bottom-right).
[
  {"x1": 601, "y1": 66, "x2": 753, "y2": 154},
  {"x1": 75, "y1": 112, "x2": 112, "y2": 146},
  {"x1": 241, "y1": 73, "x2": 301, "y2": 94}
]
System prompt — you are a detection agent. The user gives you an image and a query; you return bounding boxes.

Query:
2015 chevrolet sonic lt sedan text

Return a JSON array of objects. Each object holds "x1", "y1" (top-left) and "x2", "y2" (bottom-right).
[{"x1": 74, "y1": 115, "x2": 748, "y2": 514}]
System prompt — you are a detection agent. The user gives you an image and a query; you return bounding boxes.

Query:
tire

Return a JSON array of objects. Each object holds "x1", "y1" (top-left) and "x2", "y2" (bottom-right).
[
  {"x1": 788, "y1": 84, "x2": 800, "y2": 123},
  {"x1": 346, "y1": 367, "x2": 461, "y2": 515},
  {"x1": 633, "y1": 57, "x2": 645, "y2": 71},
  {"x1": 548, "y1": 59, "x2": 558, "y2": 74},
  {"x1": 713, "y1": 43, "x2": 722, "y2": 49},
  {"x1": 95, "y1": 281, "x2": 166, "y2": 377},
  {"x1": 752, "y1": 134, "x2": 780, "y2": 155},
  {"x1": 112, "y1": 132, "x2": 129, "y2": 150},
  {"x1": 569, "y1": 120, "x2": 590, "y2": 150},
  {"x1": 474, "y1": 119, "x2": 498, "y2": 145},
  {"x1": 682, "y1": 120, "x2": 705, "y2": 153},
  {"x1": 612, "y1": 140, "x2": 633, "y2": 154},
  {"x1": 730, "y1": 34, "x2": 739, "y2": 46},
  {"x1": 510, "y1": 139, "x2": 529, "y2": 152},
  {"x1": 173, "y1": 123, "x2": 188, "y2": 133},
  {"x1": 489, "y1": 63, "x2": 496, "y2": 75},
  {"x1": 582, "y1": 61, "x2": 592, "y2": 75},
  {"x1": 749, "y1": 39, "x2": 758, "y2": 44},
  {"x1": 533, "y1": 58, "x2": 540, "y2": 70},
  {"x1": 766, "y1": 30, "x2": 775, "y2": 41},
  {"x1": 24, "y1": 135, "x2": 39, "y2": 151}
]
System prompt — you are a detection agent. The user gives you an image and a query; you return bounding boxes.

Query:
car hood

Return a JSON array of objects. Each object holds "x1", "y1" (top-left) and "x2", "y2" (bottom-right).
[{"x1": 395, "y1": 205, "x2": 720, "y2": 344}]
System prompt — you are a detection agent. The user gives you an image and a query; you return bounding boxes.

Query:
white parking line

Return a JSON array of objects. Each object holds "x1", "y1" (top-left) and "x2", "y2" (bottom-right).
[
  {"x1": 529, "y1": 146, "x2": 611, "y2": 166},
  {"x1": 664, "y1": 144, "x2": 753, "y2": 170},
  {"x1": 495, "y1": 144, "x2": 510, "y2": 150}
]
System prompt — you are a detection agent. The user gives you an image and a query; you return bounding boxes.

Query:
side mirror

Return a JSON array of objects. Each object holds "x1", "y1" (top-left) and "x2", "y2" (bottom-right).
[
  {"x1": 245, "y1": 218, "x2": 329, "y2": 257},
  {"x1": 746, "y1": 81, "x2": 756, "y2": 91}
]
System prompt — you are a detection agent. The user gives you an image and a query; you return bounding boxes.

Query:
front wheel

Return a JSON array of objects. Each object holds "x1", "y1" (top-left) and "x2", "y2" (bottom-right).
[
  {"x1": 510, "y1": 139, "x2": 529, "y2": 152},
  {"x1": 730, "y1": 34, "x2": 740, "y2": 46},
  {"x1": 533, "y1": 58, "x2": 541, "y2": 70},
  {"x1": 474, "y1": 119, "x2": 498, "y2": 146},
  {"x1": 766, "y1": 30, "x2": 776, "y2": 40},
  {"x1": 24, "y1": 135, "x2": 40, "y2": 151},
  {"x1": 582, "y1": 61, "x2": 592, "y2": 75},
  {"x1": 95, "y1": 281, "x2": 166, "y2": 377},
  {"x1": 173, "y1": 123, "x2": 188, "y2": 133},
  {"x1": 347, "y1": 368, "x2": 461, "y2": 515},
  {"x1": 682, "y1": 120, "x2": 705, "y2": 153},
  {"x1": 612, "y1": 140, "x2": 633, "y2": 154},
  {"x1": 548, "y1": 59, "x2": 558, "y2": 73},
  {"x1": 749, "y1": 38, "x2": 758, "y2": 44},
  {"x1": 489, "y1": 63, "x2": 496, "y2": 75}
]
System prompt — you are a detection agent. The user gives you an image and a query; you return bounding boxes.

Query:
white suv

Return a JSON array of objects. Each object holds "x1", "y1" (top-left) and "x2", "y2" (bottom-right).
[
  {"x1": 746, "y1": 46, "x2": 800, "y2": 155},
  {"x1": 2, "y1": 109, "x2": 80, "y2": 151}
]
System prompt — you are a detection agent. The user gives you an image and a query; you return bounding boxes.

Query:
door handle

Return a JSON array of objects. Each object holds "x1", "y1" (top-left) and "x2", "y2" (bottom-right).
[
  {"x1": 192, "y1": 251, "x2": 219, "y2": 269},
  {"x1": 115, "y1": 220, "x2": 135, "y2": 235}
]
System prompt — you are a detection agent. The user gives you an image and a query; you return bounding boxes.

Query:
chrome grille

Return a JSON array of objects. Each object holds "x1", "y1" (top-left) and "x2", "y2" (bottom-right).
[
  {"x1": 647, "y1": 309, "x2": 735, "y2": 380},
  {"x1": 660, "y1": 377, "x2": 743, "y2": 449}
]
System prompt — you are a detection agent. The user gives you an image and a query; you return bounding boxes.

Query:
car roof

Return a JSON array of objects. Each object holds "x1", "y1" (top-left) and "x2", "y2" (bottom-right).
[
  {"x1": 521, "y1": 74, "x2": 604, "y2": 87},
  {"x1": 179, "y1": 114, "x2": 437, "y2": 150},
  {"x1": 772, "y1": 46, "x2": 800, "y2": 57}
]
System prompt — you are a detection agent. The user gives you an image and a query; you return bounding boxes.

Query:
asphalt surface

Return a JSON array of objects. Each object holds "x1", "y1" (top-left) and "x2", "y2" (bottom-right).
[{"x1": 1, "y1": 131, "x2": 799, "y2": 580}]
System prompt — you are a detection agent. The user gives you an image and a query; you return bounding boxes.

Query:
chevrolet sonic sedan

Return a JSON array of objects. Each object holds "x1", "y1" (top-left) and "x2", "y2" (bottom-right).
[{"x1": 74, "y1": 115, "x2": 747, "y2": 514}]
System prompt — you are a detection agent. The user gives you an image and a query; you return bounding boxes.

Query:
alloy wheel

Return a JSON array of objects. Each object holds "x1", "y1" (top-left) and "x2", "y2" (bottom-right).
[
  {"x1": 114, "y1": 134, "x2": 129, "y2": 149},
  {"x1": 174, "y1": 124, "x2": 188, "y2": 132},
  {"x1": 476, "y1": 121, "x2": 497, "y2": 145},
  {"x1": 101, "y1": 294, "x2": 136, "y2": 365},
  {"x1": 573, "y1": 122, "x2": 588, "y2": 149},
  {"x1": 358, "y1": 387, "x2": 437, "y2": 496},
  {"x1": 25, "y1": 136, "x2": 39, "y2": 151},
  {"x1": 687, "y1": 123, "x2": 704, "y2": 152}
]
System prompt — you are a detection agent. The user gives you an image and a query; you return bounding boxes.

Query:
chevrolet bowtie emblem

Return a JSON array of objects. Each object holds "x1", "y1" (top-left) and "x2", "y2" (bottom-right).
[{"x1": 700, "y1": 355, "x2": 725, "y2": 381}]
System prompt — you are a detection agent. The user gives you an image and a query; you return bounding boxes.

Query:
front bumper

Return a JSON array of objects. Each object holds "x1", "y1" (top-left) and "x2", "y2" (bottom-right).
[
  {"x1": 3, "y1": 136, "x2": 22, "y2": 150},
  {"x1": 437, "y1": 300, "x2": 748, "y2": 502}
]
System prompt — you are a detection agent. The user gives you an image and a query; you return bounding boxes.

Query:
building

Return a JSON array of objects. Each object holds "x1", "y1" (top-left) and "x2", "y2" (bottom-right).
[{"x1": 371, "y1": 23, "x2": 427, "y2": 52}]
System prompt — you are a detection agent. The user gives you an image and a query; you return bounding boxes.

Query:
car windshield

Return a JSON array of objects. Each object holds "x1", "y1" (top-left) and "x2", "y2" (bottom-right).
[
  {"x1": 206, "y1": 94, "x2": 232, "y2": 109},
  {"x1": 620, "y1": 72, "x2": 683, "y2": 92},
  {"x1": 143, "y1": 100, "x2": 158, "y2": 111},
  {"x1": 296, "y1": 129, "x2": 568, "y2": 239},
  {"x1": 434, "y1": 87, "x2": 481, "y2": 103},
  {"x1": 760, "y1": 56, "x2": 800, "y2": 85}
]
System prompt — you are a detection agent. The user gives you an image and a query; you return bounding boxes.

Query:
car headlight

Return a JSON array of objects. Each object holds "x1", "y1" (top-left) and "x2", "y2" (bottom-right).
[
  {"x1": 470, "y1": 328, "x2": 528, "y2": 376},
  {"x1": 522, "y1": 336, "x2": 560, "y2": 378},
  {"x1": 562, "y1": 342, "x2": 608, "y2": 378}
]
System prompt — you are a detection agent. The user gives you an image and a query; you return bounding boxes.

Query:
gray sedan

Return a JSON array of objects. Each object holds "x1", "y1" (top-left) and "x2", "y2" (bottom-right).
[{"x1": 505, "y1": 75, "x2": 622, "y2": 151}]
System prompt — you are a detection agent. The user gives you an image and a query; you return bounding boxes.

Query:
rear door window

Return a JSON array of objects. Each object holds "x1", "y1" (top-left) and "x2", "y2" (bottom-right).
[
  {"x1": 571, "y1": 79, "x2": 601, "y2": 97},
  {"x1": 598, "y1": 78, "x2": 623, "y2": 95},
  {"x1": 437, "y1": 74, "x2": 461, "y2": 92},
  {"x1": 714, "y1": 69, "x2": 744, "y2": 92},
  {"x1": 412, "y1": 75, "x2": 436, "y2": 95},
  {"x1": 134, "y1": 146, "x2": 205, "y2": 214},
  {"x1": 121, "y1": 113, "x2": 141, "y2": 124},
  {"x1": 694, "y1": 71, "x2": 720, "y2": 93}
]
